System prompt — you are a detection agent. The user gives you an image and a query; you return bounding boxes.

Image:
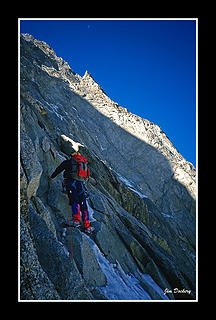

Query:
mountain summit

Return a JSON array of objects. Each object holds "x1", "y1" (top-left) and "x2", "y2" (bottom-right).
[{"x1": 20, "y1": 34, "x2": 196, "y2": 301}]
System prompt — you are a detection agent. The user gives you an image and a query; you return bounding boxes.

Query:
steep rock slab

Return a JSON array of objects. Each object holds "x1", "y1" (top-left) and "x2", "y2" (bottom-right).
[{"x1": 19, "y1": 34, "x2": 196, "y2": 300}]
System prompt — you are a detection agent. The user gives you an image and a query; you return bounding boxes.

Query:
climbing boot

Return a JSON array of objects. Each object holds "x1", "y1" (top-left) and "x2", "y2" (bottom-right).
[
  {"x1": 84, "y1": 225, "x2": 95, "y2": 234},
  {"x1": 70, "y1": 219, "x2": 81, "y2": 228}
]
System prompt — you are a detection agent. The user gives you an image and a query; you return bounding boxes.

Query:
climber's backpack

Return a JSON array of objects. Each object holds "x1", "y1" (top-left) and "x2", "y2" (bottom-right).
[{"x1": 70, "y1": 154, "x2": 90, "y2": 182}]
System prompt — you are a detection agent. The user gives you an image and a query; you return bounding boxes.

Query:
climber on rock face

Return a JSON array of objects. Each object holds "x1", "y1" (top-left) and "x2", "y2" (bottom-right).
[{"x1": 50, "y1": 151, "x2": 94, "y2": 234}]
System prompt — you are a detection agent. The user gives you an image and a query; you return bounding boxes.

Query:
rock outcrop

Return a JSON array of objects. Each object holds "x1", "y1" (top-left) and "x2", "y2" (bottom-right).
[{"x1": 19, "y1": 33, "x2": 196, "y2": 300}]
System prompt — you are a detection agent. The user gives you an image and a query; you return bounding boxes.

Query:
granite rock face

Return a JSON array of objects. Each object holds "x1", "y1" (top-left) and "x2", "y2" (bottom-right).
[{"x1": 19, "y1": 34, "x2": 196, "y2": 300}]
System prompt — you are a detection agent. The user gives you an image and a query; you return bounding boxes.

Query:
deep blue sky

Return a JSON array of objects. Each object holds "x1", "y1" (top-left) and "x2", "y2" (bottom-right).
[{"x1": 20, "y1": 19, "x2": 197, "y2": 167}]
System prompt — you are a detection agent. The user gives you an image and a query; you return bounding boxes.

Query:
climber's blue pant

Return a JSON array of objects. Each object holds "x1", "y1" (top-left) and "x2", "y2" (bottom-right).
[{"x1": 65, "y1": 180, "x2": 90, "y2": 227}]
